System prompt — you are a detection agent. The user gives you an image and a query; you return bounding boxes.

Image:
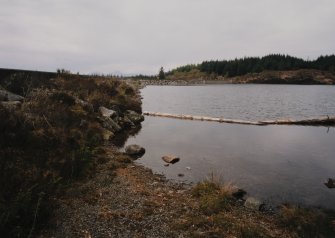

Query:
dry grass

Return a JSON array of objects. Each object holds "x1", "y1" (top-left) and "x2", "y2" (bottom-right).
[
  {"x1": 0, "y1": 73, "x2": 142, "y2": 237},
  {"x1": 279, "y1": 204, "x2": 335, "y2": 237},
  {"x1": 174, "y1": 176, "x2": 284, "y2": 237}
]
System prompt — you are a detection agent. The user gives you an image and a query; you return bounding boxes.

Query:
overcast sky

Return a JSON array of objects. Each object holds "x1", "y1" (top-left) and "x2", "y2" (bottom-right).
[{"x1": 1, "y1": 0, "x2": 334, "y2": 75}]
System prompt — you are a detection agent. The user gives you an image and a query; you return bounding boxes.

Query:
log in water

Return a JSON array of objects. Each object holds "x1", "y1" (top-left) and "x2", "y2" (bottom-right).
[{"x1": 143, "y1": 111, "x2": 335, "y2": 126}]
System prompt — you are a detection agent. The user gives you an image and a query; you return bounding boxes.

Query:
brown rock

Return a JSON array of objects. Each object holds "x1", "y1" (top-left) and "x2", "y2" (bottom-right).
[{"x1": 162, "y1": 155, "x2": 180, "y2": 164}]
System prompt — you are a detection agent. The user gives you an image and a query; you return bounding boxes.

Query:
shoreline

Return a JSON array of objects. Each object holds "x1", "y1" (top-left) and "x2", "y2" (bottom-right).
[{"x1": 39, "y1": 147, "x2": 335, "y2": 237}]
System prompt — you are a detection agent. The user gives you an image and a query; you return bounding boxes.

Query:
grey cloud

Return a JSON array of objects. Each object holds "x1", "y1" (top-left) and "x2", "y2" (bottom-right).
[{"x1": 1, "y1": 0, "x2": 334, "y2": 74}]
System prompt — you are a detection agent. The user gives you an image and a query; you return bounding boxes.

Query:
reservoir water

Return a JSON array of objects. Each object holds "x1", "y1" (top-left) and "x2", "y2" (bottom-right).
[{"x1": 125, "y1": 85, "x2": 335, "y2": 209}]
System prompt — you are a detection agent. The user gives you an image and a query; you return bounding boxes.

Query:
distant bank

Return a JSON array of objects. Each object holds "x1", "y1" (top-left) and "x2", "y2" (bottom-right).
[{"x1": 137, "y1": 69, "x2": 335, "y2": 86}]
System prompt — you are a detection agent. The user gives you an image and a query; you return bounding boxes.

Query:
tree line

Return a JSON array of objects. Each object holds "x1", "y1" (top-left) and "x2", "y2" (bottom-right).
[{"x1": 169, "y1": 54, "x2": 335, "y2": 77}]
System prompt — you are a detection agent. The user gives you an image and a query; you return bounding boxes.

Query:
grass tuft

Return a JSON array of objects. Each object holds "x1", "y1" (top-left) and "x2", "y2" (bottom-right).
[{"x1": 279, "y1": 204, "x2": 335, "y2": 237}]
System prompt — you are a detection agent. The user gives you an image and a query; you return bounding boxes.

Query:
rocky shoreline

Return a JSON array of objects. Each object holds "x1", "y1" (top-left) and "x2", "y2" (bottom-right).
[{"x1": 37, "y1": 147, "x2": 335, "y2": 238}]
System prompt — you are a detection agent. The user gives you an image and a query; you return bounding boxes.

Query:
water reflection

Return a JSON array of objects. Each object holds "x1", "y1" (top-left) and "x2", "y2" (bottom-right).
[{"x1": 125, "y1": 117, "x2": 335, "y2": 209}]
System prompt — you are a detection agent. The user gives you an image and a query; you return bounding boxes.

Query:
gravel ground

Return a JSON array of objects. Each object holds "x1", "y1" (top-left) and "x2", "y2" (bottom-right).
[{"x1": 38, "y1": 149, "x2": 194, "y2": 238}]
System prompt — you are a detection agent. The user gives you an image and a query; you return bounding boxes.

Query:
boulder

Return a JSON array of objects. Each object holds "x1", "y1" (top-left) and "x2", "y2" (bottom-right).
[
  {"x1": 244, "y1": 197, "x2": 264, "y2": 211},
  {"x1": 100, "y1": 117, "x2": 121, "y2": 132},
  {"x1": 162, "y1": 155, "x2": 180, "y2": 164},
  {"x1": 126, "y1": 110, "x2": 144, "y2": 124},
  {"x1": 125, "y1": 144, "x2": 145, "y2": 157},
  {"x1": 325, "y1": 178, "x2": 335, "y2": 188},
  {"x1": 99, "y1": 106, "x2": 117, "y2": 119},
  {"x1": 0, "y1": 90, "x2": 24, "y2": 101}
]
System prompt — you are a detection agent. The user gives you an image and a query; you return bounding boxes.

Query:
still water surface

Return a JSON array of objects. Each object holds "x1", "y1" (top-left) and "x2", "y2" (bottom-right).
[
  {"x1": 142, "y1": 85, "x2": 335, "y2": 120},
  {"x1": 125, "y1": 85, "x2": 335, "y2": 209}
]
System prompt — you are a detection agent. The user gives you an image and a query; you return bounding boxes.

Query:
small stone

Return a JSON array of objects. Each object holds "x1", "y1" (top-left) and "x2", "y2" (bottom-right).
[
  {"x1": 244, "y1": 197, "x2": 264, "y2": 211},
  {"x1": 178, "y1": 173, "x2": 184, "y2": 177},
  {"x1": 164, "y1": 163, "x2": 170, "y2": 167},
  {"x1": 162, "y1": 155, "x2": 180, "y2": 164},
  {"x1": 186, "y1": 166, "x2": 191, "y2": 170}
]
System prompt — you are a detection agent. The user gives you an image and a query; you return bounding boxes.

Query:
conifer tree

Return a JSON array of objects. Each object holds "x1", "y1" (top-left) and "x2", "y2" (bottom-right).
[{"x1": 158, "y1": 67, "x2": 165, "y2": 79}]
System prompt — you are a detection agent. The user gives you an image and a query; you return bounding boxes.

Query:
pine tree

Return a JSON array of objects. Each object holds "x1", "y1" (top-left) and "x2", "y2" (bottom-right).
[{"x1": 158, "y1": 67, "x2": 165, "y2": 79}]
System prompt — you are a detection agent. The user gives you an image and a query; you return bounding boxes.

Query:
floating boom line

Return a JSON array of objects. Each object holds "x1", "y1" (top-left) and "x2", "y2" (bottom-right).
[{"x1": 143, "y1": 111, "x2": 335, "y2": 126}]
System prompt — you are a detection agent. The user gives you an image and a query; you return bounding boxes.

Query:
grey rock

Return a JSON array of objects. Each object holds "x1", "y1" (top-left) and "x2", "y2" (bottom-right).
[
  {"x1": 244, "y1": 197, "x2": 264, "y2": 211},
  {"x1": 162, "y1": 155, "x2": 180, "y2": 164},
  {"x1": 99, "y1": 106, "x2": 117, "y2": 119},
  {"x1": 101, "y1": 117, "x2": 121, "y2": 132},
  {"x1": 125, "y1": 110, "x2": 144, "y2": 123},
  {"x1": 125, "y1": 144, "x2": 145, "y2": 156},
  {"x1": 0, "y1": 90, "x2": 24, "y2": 101}
]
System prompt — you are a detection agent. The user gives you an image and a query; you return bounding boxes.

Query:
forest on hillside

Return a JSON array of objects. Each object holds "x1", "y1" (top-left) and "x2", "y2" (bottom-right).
[{"x1": 168, "y1": 54, "x2": 335, "y2": 77}]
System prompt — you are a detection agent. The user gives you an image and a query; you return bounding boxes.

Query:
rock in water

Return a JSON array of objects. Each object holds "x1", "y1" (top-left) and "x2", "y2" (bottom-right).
[
  {"x1": 125, "y1": 144, "x2": 145, "y2": 157},
  {"x1": 162, "y1": 155, "x2": 180, "y2": 164},
  {"x1": 325, "y1": 178, "x2": 335, "y2": 188},
  {"x1": 244, "y1": 197, "x2": 264, "y2": 211}
]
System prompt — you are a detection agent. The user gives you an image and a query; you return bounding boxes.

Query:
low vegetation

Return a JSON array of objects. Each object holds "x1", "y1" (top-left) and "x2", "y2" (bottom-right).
[
  {"x1": 0, "y1": 72, "x2": 141, "y2": 237},
  {"x1": 173, "y1": 177, "x2": 335, "y2": 237},
  {"x1": 279, "y1": 204, "x2": 335, "y2": 237}
]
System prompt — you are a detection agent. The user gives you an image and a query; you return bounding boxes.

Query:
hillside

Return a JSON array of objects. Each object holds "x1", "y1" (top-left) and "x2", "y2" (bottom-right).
[
  {"x1": 162, "y1": 54, "x2": 335, "y2": 84},
  {"x1": 227, "y1": 69, "x2": 335, "y2": 84}
]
